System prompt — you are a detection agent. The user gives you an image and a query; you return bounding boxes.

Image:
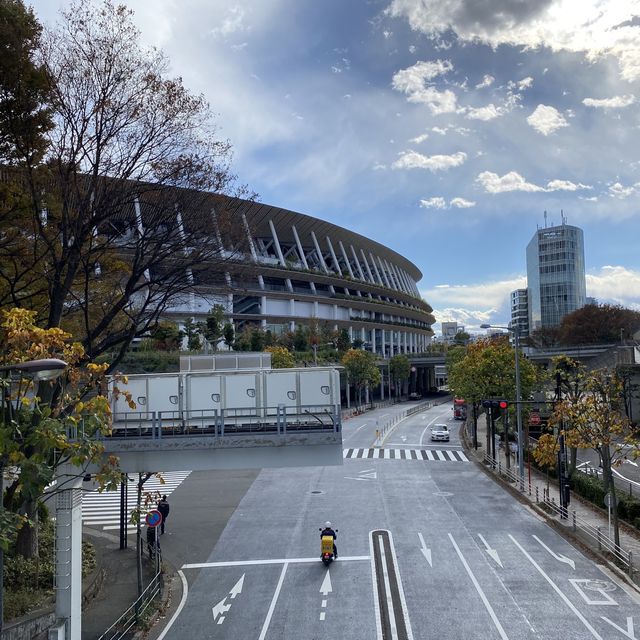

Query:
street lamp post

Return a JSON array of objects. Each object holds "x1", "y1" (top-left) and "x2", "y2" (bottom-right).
[
  {"x1": 0, "y1": 358, "x2": 68, "y2": 635},
  {"x1": 480, "y1": 325, "x2": 524, "y2": 483}
]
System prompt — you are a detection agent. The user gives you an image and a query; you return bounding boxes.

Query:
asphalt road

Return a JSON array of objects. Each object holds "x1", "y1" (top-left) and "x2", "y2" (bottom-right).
[{"x1": 154, "y1": 402, "x2": 640, "y2": 639}]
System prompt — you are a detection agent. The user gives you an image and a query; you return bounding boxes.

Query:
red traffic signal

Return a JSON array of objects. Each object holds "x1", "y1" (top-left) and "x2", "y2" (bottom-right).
[{"x1": 499, "y1": 401, "x2": 508, "y2": 410}]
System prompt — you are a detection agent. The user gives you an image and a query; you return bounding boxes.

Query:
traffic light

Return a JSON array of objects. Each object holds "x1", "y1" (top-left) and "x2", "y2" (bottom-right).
[{"x1": 482, "y1": 399, "x2": 508, "y2": 409}]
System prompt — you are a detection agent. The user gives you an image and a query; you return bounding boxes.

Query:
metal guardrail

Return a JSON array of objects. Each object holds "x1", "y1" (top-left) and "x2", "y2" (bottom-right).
[
  {"x1": 482, "y1": 452, "x2": 634, "y2": 576},
  {"x1": 97, "y1": 571, "x2": 163, "y2": 640},
  {"x1": 106, "y1": 404, "x2": 341, "y2": 440},
  {"x1": 373, "y1": 401, "x2": 433, "y2": 445}
]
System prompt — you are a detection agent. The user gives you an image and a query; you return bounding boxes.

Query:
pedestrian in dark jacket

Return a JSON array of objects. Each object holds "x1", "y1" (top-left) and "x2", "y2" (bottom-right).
[{"x1": 158, "y1": 495, "x2": 170, "y2": 534}]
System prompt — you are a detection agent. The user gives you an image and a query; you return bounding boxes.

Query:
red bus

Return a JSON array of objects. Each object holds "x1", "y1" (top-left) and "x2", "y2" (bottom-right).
[{"x1": 453, "y1": 398, "x2": 467, "y2": 420}]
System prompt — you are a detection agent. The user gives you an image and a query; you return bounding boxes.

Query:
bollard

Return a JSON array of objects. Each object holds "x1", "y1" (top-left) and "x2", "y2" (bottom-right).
[
  {"x1": 498, "y1": 461, "x2": 501, "y2": 475},
  {"x1": 630, "y1": 482, "x2": 633, "y2": 498},
  {"x1": 572, "y1": 510, "x2": 576, "y2": 532},
  {"x1": 535, "y1": 486, "x2": 539, "y2": 503},
  {"x1": 597, "y1": 527, "x2": 601, "y2": 550},
  {"x1": 629, "y1": 551, "x2": 633, "y2": 577}
]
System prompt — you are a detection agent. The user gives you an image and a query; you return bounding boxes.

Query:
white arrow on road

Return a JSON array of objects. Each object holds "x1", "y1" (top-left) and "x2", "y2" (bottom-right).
[
  {"x1": 478, "y1": 534, "x2": 503, "y2": 568},
  {"x1": 320, "y1": 570, "x2": 333, "y2": 596},
  {"x1": 418, "y1": 532, "x2": 432, "y2": 567},
  {"x1": 345, "y1": 468, "x2": 377, "y2": 481},
  {"x1": 212, "y1": 597, "x2": 231, "y2": 624},
  {"x1": 533, "y1": 535, "x2": 575, "y2": 570},
  {"x1": 602, "y1": 616, "x2": 636, "y2": 639},
  {"x1": 229, "y1": 574, "x2": 245, "y2": 599}
]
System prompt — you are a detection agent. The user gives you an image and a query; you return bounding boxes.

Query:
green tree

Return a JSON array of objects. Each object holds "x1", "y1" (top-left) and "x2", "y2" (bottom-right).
[
  {"x1": 183, "y1": 318, "x2": 201, "y2": 351},
  {"x1": 266, "y1": 346, "x2": 295, "y2": 369},
  {"x1": 0, "y1": 0, "x2": 53, "y2": 165},
  {"x1": 293, "y1": 325, "x2": 309, "y2": 352},
  {"x1": 250, "y1": 328, "x2": 265, "y2": 352},
  {"x1": 200, "y1": 305, "x2": 226, "y2": 351},
  {"x1": 558, "y1": 303, "x2": 640, "y2": 346},
  {"x1": 342, "y1": 349, "x2": 381, "y2": 410},
  {"x1": 150, "y1": 322, "x2": 183, "y2": 351},
  {"x1": 448, "y1": 337, "x2": 539, "y2": 451},
  {"x1": 336, "y1": 328, "x2": 351, "y2": 352},
  {"x1": 222, "y1": 322, "x2": 235, "y2": 350},
  {"x1": 389, "y1": 354, "x2": 411, "y2": 400}
]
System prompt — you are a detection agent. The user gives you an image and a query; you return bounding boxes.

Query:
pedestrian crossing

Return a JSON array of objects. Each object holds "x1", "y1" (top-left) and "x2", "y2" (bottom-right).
[
  {"x1": 82, "y1": 470, "x2": 191, "y2": 532},
  {"x1": 343, "y1": 448, "x2": 468, "y2": 462}
]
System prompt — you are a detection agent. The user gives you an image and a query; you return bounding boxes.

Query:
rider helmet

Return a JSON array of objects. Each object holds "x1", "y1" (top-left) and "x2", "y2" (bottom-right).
[{"x1": 325, "y1": 521, "x2": 332, "y2": 528}]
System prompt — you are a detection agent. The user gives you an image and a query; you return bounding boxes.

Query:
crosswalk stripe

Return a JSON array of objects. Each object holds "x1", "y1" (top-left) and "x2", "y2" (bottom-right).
[
  {"x1": 82, "y1": 471, "x2": 192, "y2": 532},
  {"x1": 342, "y1": 448, "x2": 468, "y2": 462}
]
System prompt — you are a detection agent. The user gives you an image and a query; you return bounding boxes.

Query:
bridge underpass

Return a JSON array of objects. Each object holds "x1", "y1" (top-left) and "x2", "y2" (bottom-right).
[{"x1": 54, "y1": 408, "x2": 343, "y2": 639}]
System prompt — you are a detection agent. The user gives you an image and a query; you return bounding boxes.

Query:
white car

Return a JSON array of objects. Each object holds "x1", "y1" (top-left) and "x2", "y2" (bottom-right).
[{"x1": 430, "y1": 424, "x2": 449, "y2": 442}]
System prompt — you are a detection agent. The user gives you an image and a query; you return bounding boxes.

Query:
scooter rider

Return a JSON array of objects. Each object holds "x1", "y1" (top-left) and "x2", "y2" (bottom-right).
[{"x1": 320, "y1": 521, "x2": 338, "y2": 558}]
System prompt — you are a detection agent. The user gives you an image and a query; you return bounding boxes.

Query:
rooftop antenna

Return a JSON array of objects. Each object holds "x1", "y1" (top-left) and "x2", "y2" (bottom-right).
[
  {"x1": 561, "y1": 209, "x2": 566, "y2": 225},
  {"x1": 544, "y1": 210, "x2": 547, "y2": 228}
]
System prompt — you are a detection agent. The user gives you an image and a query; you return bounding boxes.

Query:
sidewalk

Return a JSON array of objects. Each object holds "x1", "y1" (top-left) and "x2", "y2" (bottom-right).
[{"x1": 463, "y1": 417, "x2": 640, "y2": 588}]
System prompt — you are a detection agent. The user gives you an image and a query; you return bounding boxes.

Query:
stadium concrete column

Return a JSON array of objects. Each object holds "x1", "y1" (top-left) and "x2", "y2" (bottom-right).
[
  {"x1": 350, "y1": 245, "x2": 366, "y2": 280},
  {"x1": 360, "y1": 249, "x2": 375, "y2": 283},
  {"x1": 326, "y1": 237, "x2": 343, "y2": 274},
  {"x1": 338, "y1": 241, "x2": 355, "y2": 278},
  {"x1": 376, "y1": 255, "x2": 392, "y2": 288},
  {"x1": 311, "y1": 231, "x2": 330, "y2": 273},
  {"x1": 369, "y1": 252, "x2": 384, "y2": 286},
  {"x1": 291, "y1": 225, "x2": 310, "y2": 268}
]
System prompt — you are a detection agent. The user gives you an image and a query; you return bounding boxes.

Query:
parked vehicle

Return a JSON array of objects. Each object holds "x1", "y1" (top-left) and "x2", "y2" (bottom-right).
[{"x1": 430, "y1": 424, "x2": 450, "y2": 442}]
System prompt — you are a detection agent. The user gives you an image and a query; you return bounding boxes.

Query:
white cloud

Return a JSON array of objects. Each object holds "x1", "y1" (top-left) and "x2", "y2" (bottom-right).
[
  {"x1": 393, "y1": 150, "x2": 467, "y2": 171},
  {"x1": 475, "y1": 74, "x2": 495, "y2": 89},
  {"x1": 432, "y1": 126, "x2": 448, "y2": 135},
  {"x1": 476, "y1": 171, "x2": 543, "y2": 193},
  {"x1": 391, "y1": 60, "x2": 458, "y2": 114},
  {"x1": 409, "y1": 132, "x2": 429, "y2": 143},
  {"x1": 526, "y1": 104, "x2": 569, "y2": 135},
  {"x1": 465, "y1": 103, "x2": 501, "y2": 121},
  {"x1": 517, "y1": 76, "x2": 534, "y2": 90},
  {"x1": 385, "y1": 0, "x2": 640, "y2": 81},
  {"x1": 546, "y1": 179, "x2": 592, "y2": 191},
  {"x1": 582, "y1": 95, "x2": 636, "y2": 109},
  {"x1": 211, "y1": 5, "x2": 247, "y2": 37},
  {"x1": 476, "y1": 172, "x2": 592, "y2": 193},
  {"x1": 608, "y1": 181, "x2": 638, "y2": 198},
  {"x1": 586, "y1": 266, "x2": 640, "y2": 308},
  {"x1": 420, "y1": 196, "x2": 476, "y2": 208},
  {"x1": 450, "y1": 197, "x2": 475, "y2": 208},
  {"x1": 422, "y1": 275, "x2": 526, "y2": 310},
  {"x1": 420, "y1": 197, "x2": 447, "y2": 208}
]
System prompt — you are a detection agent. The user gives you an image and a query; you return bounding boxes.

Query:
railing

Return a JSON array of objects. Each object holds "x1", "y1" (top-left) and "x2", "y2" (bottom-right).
[
  {"x1": 482, "y1": 452, "x2": 634, "y2": 576},
  {"x1": 106, "y1": 404, "x2": 341, "y2": 440},
  {"x1": 373, "y1": 401, "x2": 433, "y2": 445},
  {"x1": 97, "y1": 571, "x2": 163, "y2": 640}
]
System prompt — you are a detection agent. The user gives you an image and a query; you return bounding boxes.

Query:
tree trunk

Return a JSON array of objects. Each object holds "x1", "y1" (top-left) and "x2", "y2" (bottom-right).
[
  {"x1": 601, "y1": 446, "x2": 620, "y2": 548},
  {"x1": 569, "y1": 447, "x2": 577, "y2": 474},
  {"x1": 15, "y1": 499, "x2": 38, "y2": 559}
]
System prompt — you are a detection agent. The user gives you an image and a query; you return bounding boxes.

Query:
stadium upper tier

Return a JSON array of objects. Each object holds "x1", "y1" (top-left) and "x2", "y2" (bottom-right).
[{"x1": 170, "y1": 195, "x2": 436, "y2": 356}]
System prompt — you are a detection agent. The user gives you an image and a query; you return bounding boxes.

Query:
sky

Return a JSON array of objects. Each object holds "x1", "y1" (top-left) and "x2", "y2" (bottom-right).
[{"x1": 28, "y1": 0, "x2": 640, "y2": 334}]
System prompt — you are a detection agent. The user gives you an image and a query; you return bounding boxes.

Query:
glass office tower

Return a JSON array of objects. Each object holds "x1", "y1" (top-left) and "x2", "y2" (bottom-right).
[{"x1": 526, "y1": 223, "x2": 586, "y2": 330}]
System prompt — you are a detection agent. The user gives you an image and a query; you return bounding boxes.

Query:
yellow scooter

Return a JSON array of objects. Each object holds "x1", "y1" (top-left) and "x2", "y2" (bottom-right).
[{"x1": 319, "y1": 524, "x2": 338, "y2": 565}]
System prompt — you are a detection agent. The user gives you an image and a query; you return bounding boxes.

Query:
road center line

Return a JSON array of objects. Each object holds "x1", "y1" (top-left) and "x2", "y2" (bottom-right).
[
  {"x1": 509, "y1": 534, "x2": 603, "y2": 640},
  {"x1": 181, "y1": 555, "x2": 370, "y2": 569},
  {"x1": 448, "y1": 533, "x2": 510, "y2": 640},
  {"x1": 258, "y1": 562, "x2": 288, "y2": 640}
]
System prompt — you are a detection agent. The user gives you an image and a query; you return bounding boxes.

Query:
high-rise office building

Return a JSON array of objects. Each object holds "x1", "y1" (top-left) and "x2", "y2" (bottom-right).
[
  {"x1": 526, "y1": 220, "x2": 586, "y2": 330},
  {"x1": 510, "y1": 289, "x2": 529, "y2": 338}
]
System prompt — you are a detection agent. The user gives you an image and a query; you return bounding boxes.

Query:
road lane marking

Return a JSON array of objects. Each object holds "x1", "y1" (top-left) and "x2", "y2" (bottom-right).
[
  {"x1": 156, "y1": 569, "x2": 189, "y2": 640},
  {"x1": 418, "y1": 532, "x2": 432, "y2": 567},
  {"x1": 569, "y1": 579, "x2": 617, "y2": 605},
  {"x1": 449, "y1": 533, "x2": 509, "y2": 640},
  {"x1": 478, "y1": 534, "x2": 503, "y2": 568},
  {"x1": 509, "y1": 534, "x2": 603, "y2": 639},
  {"x1": 532, "y1": 535, "x2": 576, "y2": 570},
  {"x1": 258, "y1": 562, "x2": 288, "y2": 640},
  {"x1": 370, "y1": 530, "x2": 414, "y2": 640},
  {"x1": 181, "y1": 556, "x2": 370, "y2": 569},
  {"x1": 601, "y1": 616, "x2": 636, "y2": 639}
]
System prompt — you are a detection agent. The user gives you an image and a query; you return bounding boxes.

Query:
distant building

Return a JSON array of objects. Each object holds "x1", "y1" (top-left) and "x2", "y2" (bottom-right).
[
  {"x1": 526, "y1": 219, "x2": 586, "y2": 331},
  {"x1": 586, "y1": 297, "x2": 597, "y2": 306},
  {"x1": 510, "y1": 289, "x2": 530, "y2": 338},
  {"x1": 441, "y1": 321, "x2": 464, "y2": 343}
]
